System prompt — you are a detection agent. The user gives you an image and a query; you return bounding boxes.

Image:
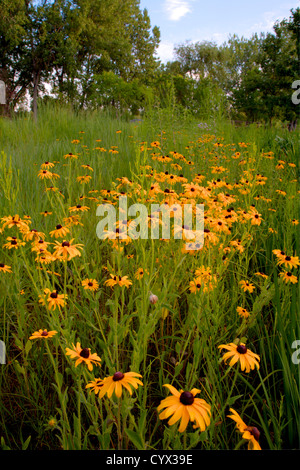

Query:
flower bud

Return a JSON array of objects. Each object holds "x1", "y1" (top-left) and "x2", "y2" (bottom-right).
[{"x1": 149, "y1": 292, "x2": 158, "y2": 304}]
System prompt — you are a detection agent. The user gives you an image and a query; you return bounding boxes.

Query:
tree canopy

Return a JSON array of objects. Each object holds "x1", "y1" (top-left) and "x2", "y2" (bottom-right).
[{"x1": 0, "y1": 1, "x2": 298, "y2": 124}]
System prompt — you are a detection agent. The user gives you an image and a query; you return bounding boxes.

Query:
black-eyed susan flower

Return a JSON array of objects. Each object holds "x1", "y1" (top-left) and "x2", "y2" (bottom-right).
[
  {"x1": 255, "y1": 272, "x2": 268, "y2": 280},
  {"x1": 65, "y1": 342, "x2": 101, "y2": 371},
  {"x1": 31, "y1": 239, "x2": 50, "y2": 252},
  {"x1": 1, "y1": 214, "x2": 29, "y2": 230},
  {"x1": 182, "y1": 183, "x2": 202, "y2": 198},
  {"x1": 52, "y1": 239, "x2": 83, "y2": 261},
  {"x1": 210, "y1": 218, "x2": 230, "y2": 234},
  {"x1": 37, "y1": 169, "x2": 53, "y2": 179},
  {"x1": 45, "y1": 186, "x2": 59, "y2": 193},
  {"x1": 21, "y1": 228, "x2": 46, "y2": 242},
  {"x1": 49, "y1": 224, "x2": 70, "y2": 238},
  {"x1": 239, "y1": 280, "x2": 255, "y2": 293},
  {"x1": 46, "y1": 290, "x2": 67, "y2": 311},
  {"x1": 230, "y1": 239, "x2": 244, "y2": 253},
  {"x1": 248, "y1": 210, "x2": 263, "y2": 226},
  {"x1": 82, "y1": 278, "x2": 99, "y2": 291},
  {"x1": 272, "y1": 249, "x2": 286, "y2": 258},
  {"x1": 38, "y1": 169, "x2": 60, "y2": 180},
  {"x1": 81, "y1": 164, "x2": 93, "y2": 171},
  {"x1": 236, "y1": 307, "x2": 250, "y2": 319},
  {"x1": 0, "y1": 263, "x2": 12, "y2": 273},
  {"x1": 63, "y1": 215, "x2": 84, "y2": 227},
  {"x1": 40, "y1": 161, "x2": 55, "y2": 169},
  {"x1": 104, "y1": 274, "x2": 132, "y2": 288},
  {"x1": 279, "y1": 271, "x2": 298, "y2": 284},
  {"x1": 91, "y1": 371, "x2": 143, "y2": 399},
  {"x1": 134, "y1": 268, "x2": 148, "y2": 280},
  {"x1": 85, "y1": 378, "x2": 104, "y2": 395},
  {"x1": 68, "y1": 204, "x2": 90, "y2": 213},
  {"x1": 3, "y1": 236, "x2": 26, "y2": 250},
  {"x1": 189, "y1": 279, "x2": 202, "y2": 293},
  {"x1": 227, "y1": 408, "x2": 261, "y2": 450},
  {"x1": 277, "y1": 255, "x2": 300, "y2": 269},
  {"x1": 218, "y1": 342, "x2": 260, "y2": 373},
  {"x1": 157, "y1": 384, "x2": 211, "y2": 433},
  {"x1": 35, "y1": 250, "x2": 56, "y2": 264},
  {"x1": 40, "y1": 211, "x2": 52, "y2": 217},
  {"x1": 77, "y1": 175, "x2": 92, "y2": 184},
  {"x1": 64, "y1": 152, "x2": 78, "y2": 159},
  {"x1": 29, "y1": 329, "x2": 58, "y2": 340}
]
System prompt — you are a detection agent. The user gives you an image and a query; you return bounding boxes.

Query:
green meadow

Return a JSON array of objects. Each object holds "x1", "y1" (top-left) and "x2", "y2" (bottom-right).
[{"x1": 0, "y1": 104, "x2": 299, "y2": 450}]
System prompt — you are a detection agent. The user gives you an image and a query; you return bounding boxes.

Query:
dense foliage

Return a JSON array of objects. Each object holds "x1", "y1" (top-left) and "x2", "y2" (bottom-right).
[{"x1": 0, "y1": 1, "x2": 299, "y2": 123}]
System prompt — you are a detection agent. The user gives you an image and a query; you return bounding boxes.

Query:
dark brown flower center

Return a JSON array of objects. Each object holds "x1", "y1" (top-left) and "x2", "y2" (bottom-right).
[
  {"x1": 113, "y1": 371, "x2": 124, "y2": 381},
  {"x1": 88, "y1": 282, "x2": 93, "y2": 286},
  {"x1": 41, "y1": 330, "x2": 48, "y2": 336},
  {"x1": 180, "y1": 391, "x2": 194, "y2": 405},
  {"x1": 56, "y1": 224, "x2": 62, "y2": 229},
  {"x1": 80, "y1": 348, "x2": 90, "y2": 358},
  {"x1": 285, "y1": 256, "x2": 291, "y2": 261},
  {"x1": 62, "y1": 241, "x2": 70, "y2": 247},
  {"x1": 50, "y1": 292, "x2": 58, "y2": 299},
  {"x1": 237, "y1": 344, "x2": 247, "y2": 354},
  {"x1": 247, "y1": 426, "x2": 260, "y2": 440},
  {"x1": 0, "y1": 263, "x2": 4, "y2": 268}
]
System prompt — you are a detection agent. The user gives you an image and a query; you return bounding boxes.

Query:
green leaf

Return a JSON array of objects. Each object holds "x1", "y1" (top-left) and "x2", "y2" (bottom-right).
[
  {"x1": 14, "y1": 360, "x2": 25, "y2": 376},
  {"x1": 124, "y1": 429, "x2": 145, "y2": 450},
  {"x1": 25, "y1": 340, "x2": 32, "y2": 355},
  {"x1": 227, "y1": 394, "x2": 243, "y2": 407},
  {"x1": 22, "y1": 436, "x2": 31, "y2": 450}
]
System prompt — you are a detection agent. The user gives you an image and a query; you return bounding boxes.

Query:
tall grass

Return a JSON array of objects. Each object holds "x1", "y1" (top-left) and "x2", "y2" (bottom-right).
[{"x1": 0, "y1": 104, "x2": 299, "y2": 450}]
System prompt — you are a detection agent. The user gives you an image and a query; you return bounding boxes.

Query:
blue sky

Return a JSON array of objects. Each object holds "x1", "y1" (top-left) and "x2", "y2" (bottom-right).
[{"x1": 139, "y1": 0, "x2": 299, "y2": 63}]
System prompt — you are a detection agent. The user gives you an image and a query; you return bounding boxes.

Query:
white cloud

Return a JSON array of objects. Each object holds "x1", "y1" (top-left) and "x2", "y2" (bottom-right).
[
  {"x1": 210, "y1": 32, "x2": 230, "y2": 45},
  {"x1": 247, "y1": 5, "x2": 297, "y2": 36},
  {"x1": 156, "y1": 40, "x2": 175, "y2": 63},
  {"x1": 164, "y1": 0, "x2": 192, "y2": 21}
]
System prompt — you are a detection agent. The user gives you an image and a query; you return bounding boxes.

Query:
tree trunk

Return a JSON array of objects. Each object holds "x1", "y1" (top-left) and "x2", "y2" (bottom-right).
[{"x1": 33, "y1": 71, "x2": 40, "y2": 121}]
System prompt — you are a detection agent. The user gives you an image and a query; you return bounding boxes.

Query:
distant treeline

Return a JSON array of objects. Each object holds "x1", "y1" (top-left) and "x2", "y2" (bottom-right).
[{"x1": 0, "y1": 1, "x2": 299, "y2": 123}]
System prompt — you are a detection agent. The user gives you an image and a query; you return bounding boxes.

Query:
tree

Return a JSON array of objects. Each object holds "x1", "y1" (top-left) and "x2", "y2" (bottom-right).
[
  {"x1": 233, "y1": 9, "x2": 299, "y2": 123},
  {"x1": 174, "y1": 40, "x2": 228, "y2": 85},
  {"x1": 0, "y1": 0, "x2": 28, "y2": 114},
  {"x1": 0, "y1": 0, "x2": 161, "y2": 116}
]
